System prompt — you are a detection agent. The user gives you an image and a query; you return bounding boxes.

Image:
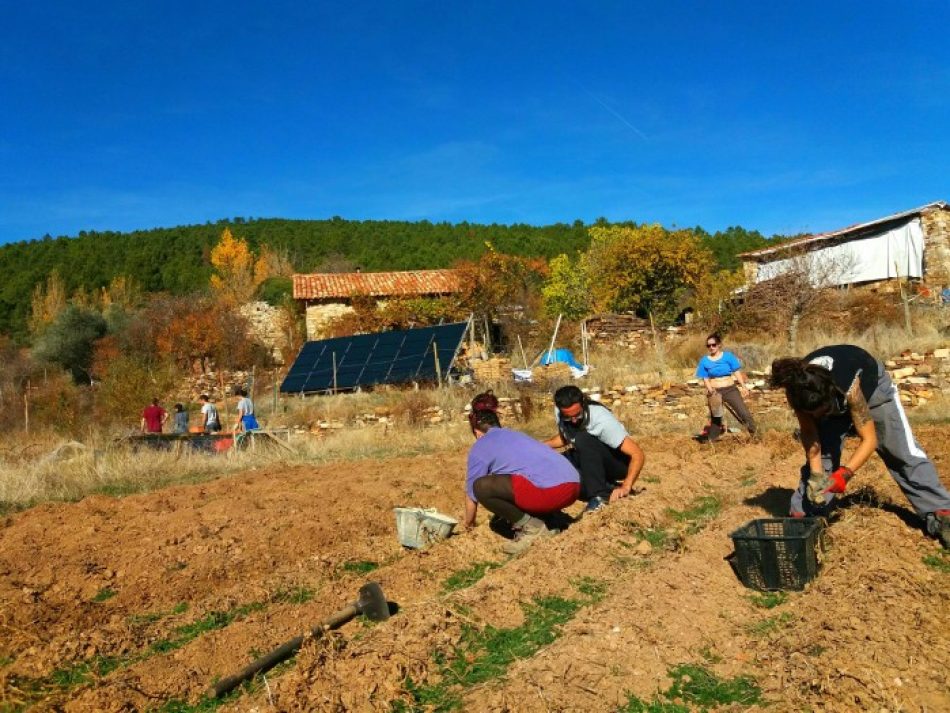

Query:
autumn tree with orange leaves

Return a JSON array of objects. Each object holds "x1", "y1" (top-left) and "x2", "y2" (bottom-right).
[{"x1": 454, "y1": 245, "x2": 548, "y2": 321}]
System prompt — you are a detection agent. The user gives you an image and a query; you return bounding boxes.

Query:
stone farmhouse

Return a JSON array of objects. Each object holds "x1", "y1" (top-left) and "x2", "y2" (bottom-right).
[
  {"x1": 739, "y1": 201, "x2": 950, "y2": 294},
  {"x1": 292, "y1": 269, "x2": 463, "y2": 340}
]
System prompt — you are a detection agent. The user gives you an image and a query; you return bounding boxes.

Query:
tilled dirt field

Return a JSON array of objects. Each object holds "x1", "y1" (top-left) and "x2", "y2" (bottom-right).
[{"x1": 1, "y1": 427, "x2": 948, "y2": 712}]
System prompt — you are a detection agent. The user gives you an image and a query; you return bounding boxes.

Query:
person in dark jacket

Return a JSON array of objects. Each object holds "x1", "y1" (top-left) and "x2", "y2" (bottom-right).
[
  {"x1": 172, "y1": 403, "x2": 189, "y2": 434},
  {"x1": 771, "y1": 344, "x2": 950, "y2": 548}
]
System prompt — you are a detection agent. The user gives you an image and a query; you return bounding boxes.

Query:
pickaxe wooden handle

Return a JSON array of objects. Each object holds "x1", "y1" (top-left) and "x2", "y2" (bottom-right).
[{"x1": 208, "y1": 582, "x2": 389, "y2": 698}]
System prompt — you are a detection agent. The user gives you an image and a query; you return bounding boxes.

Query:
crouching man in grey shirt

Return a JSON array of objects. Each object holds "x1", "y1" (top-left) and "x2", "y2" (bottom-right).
[{"x1": 543, "y1": 385, "x2": 645, "y2": 515}]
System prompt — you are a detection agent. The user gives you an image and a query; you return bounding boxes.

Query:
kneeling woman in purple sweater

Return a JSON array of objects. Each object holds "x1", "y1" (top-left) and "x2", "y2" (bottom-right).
[{"x1": 464, "y1": 395, "x2": 580, "y2": 555}]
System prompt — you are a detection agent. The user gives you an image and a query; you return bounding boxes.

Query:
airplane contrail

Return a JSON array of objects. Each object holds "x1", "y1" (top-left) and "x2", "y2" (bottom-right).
[{"x1": 586, "y1": 91, "x2": 649, "y2": 141}]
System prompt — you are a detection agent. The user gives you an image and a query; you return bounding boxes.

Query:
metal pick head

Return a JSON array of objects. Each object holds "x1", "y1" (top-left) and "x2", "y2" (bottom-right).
[{"x1": 356, "y1": 581, "x2": 390, "y2": 622}]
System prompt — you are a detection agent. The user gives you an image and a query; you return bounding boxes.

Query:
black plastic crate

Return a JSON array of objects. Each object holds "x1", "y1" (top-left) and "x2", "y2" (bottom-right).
[{"x1": 730, "y1": 518, "x2": 824, "y2": 591}]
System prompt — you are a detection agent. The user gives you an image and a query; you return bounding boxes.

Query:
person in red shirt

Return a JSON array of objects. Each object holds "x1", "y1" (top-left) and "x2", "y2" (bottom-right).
[{"x1": 141, "y1": 398, "x2": 168, "y2": 433}]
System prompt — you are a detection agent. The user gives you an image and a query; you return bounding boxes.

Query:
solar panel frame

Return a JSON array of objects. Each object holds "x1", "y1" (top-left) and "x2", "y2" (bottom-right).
[{"x1": 280, "y1": 320, "x2": 470, "y2": 394}]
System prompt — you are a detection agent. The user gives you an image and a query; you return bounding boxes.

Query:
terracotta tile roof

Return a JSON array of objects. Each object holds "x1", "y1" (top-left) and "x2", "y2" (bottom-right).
[
  {"x1": 739, "y1": 200, "x2": 948, "y2": 260},
  {"x1": 293, "y1": 269, "x2": 462, "y2": 300}
]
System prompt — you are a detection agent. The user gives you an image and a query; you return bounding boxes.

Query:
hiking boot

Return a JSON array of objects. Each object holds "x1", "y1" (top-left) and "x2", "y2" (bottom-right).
[
  {"x1": 697, "y1": 423, "x2": 723, "y2": 444},
  {"x1": 934, "y1": 510, "x2": 950, "y2": 549},
  {"x1": 582, "y1": 495, "x2": 608, "y2": 516},
  {"x1": 502, "y1": 521, "x2": 555, "y2": 555}
]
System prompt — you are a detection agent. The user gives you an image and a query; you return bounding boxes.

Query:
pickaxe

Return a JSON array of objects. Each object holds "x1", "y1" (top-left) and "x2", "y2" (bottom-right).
[{"x1": 208, "y1": 581, "x2": 390, "y2": 698}]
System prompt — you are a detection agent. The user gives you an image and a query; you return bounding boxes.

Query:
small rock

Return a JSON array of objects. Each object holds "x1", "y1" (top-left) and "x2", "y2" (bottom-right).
[{"x1": 635, "y1": 540, "x2": 653, "y2": 555}]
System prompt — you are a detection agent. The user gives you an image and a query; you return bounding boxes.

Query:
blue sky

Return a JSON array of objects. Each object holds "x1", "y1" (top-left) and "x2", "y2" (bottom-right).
[{"x1": 2, "y1": 1, "x2": 948, "y2": 244}]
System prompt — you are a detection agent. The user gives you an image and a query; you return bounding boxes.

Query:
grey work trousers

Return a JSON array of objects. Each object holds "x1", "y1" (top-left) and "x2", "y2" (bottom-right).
[
  {"x1": 791, "y1": 367, "x2": 950, "y2": 536},
  {"x1": 707, "y1": 384, "x2": 756, "y2": 434}
]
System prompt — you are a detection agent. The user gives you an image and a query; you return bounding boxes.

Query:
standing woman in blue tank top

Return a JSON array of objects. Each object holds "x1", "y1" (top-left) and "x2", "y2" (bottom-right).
[{"x1": 694, "y1": 333, "x2": 756, "y2": 442}]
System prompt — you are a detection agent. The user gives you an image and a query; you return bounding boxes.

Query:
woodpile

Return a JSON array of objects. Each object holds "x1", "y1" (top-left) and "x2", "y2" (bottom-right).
[
  {"x1": 531, "y1": 362, "x2": 573, "y2": 389},
  {"x1": 470, "y1": 357, "x2": 512, "y2": 382},
  {"x1": 583, "y1": 314, "x2": 650, "y2": 335}
]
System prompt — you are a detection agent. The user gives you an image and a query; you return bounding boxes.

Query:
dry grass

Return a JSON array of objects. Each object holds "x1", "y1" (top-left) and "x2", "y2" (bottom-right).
[
  {"x1": 274, "y1": 386, "x2": 475, "y2": 430},
  {"x1": 583, "y1": 343, "x2": 696, "y2": 388},
  {"x1": 0, "y1": 422, "x2": 480, "y2": 512},
  {"x1": 736, "y1": 320, "x2": 948, "y2": 370}
]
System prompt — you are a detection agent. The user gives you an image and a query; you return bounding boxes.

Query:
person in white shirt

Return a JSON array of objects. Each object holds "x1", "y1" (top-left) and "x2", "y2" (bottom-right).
[{"x1": 198, "y1": 394, "x2": 221, "y2": 434}]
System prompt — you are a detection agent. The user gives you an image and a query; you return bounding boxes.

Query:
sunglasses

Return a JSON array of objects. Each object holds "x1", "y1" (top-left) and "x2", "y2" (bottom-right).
[{"x1": 706, "y1": 342, "x2": 719, "y2": 348}]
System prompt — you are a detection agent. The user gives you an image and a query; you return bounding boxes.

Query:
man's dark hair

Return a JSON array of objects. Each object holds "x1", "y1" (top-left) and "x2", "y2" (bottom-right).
[
  {"x1": 174, "y1": 403, "x2": 184, "y2": 412},
  {"x1": 554, "y1": 385, "x2": 584, "y2": 409},
  {"x1": 199, "y1": 394, "x2": 210, "y2": 402},
  {"x1": 471, "y1": 408, "x2": 501, "y2": 433},
  {"x1": 151, "y1": 397, "x2": 159, "y2": 406}
]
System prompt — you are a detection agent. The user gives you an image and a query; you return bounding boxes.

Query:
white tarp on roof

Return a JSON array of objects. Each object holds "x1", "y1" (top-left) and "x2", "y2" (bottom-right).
[{"x1": 755, "y1": 218, "x2": 924, "y2": 286}]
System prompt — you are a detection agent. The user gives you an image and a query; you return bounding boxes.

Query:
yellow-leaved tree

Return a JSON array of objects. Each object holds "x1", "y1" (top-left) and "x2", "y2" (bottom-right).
[
  {"x1": 210, "y1": 228, "x2": 257, "y2": 306},
  {"x1": 541, "y1": 253, "x2": 592, "y2": 319},
  {"x1": 29, "y1": 270, "x2": 68, "y2": 336},
  {"x1": 692, "y1": 268, "x2": 746, "y2": 329},
  {"x1": 586, "y1": 224, "x2": 713, "y2": 323},
  {"x1": 100, "y1": 275, "x2": 142, "y2": 311}
]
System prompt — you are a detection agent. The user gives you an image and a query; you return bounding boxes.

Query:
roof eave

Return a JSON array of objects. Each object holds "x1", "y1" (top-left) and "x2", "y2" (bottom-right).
[{"x1": 738, "y1": 200, "x2": 948, "y2": 260}]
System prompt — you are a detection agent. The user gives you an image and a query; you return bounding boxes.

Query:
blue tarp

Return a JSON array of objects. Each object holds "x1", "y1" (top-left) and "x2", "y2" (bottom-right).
[{"x1": 539, "y1": 348, "x2": 584, "y2": 370}]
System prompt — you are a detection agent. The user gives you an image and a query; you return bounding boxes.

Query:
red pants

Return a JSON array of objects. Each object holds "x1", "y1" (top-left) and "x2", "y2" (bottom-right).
[{"x1": 511, "y1": 475, "x2": 580, "y2": 514}]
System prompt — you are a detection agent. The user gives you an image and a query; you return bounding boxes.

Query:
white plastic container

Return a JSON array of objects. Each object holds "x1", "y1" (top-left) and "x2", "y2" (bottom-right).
[{"x1": 393, "y1": 507, "x2": 458, "y2": 549}]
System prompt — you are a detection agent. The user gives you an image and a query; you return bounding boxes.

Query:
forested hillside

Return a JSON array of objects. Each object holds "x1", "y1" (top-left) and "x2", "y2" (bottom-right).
[{"x1": 0, "y1": 218, "x2": 771, "y2": 338}]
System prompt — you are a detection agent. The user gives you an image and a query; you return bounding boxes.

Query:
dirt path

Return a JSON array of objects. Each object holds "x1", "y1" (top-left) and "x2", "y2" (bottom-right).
[{"x1": 1, "y1": 428, "x2": 948, "y2": 712}]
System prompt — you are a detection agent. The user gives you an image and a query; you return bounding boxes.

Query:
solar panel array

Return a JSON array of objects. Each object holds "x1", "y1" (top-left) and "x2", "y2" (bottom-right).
[{"x1": 280, "y1": 321, "x2": 469, "y2": 393}]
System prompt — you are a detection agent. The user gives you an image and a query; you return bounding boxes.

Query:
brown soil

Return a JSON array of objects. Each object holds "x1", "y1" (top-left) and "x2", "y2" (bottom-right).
[{"x1": 1, "y1": 427, "x2": 948, "y2": 712}]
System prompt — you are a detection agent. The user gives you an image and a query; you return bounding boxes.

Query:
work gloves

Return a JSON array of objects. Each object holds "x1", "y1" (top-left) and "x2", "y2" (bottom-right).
[{"x1": 806, "y1": 466, "x2": 853, "y2": 503}]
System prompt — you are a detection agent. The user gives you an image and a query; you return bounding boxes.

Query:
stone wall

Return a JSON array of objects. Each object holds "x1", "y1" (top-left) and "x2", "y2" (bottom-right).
[
  {"x1": 239, "y1": 301, "x2": 289, "y2": 363},
  {"x1": 305, "y1": 302, "x2": 354, "y2": 340},
  {"x1": 921, "y1": 207, "x2": 950, "y2": 289},
  {"x1": 301, "y1": 347, "x2": 950, "y2": 433}
]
